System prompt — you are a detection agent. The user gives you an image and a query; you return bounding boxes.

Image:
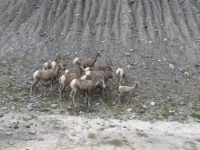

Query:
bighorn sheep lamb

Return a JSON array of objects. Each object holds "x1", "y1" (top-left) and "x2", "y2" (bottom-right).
[
  {"x1": 118, "y1": 81, "x2": 140, "y2": 104},
  {"x1": 73, "y1": 50, "x2": 101, "y2": 68},
  {"x1": 69, "y1": 78, "x2": 106, "y2": 107},
  {"x1": 116, "y1": 66, "x2": 126, "y2": 86},
  {"x1": 59, "y1": 65, "x2": 82, "y2": 100},
  {"x1": 30, "y1": 64, "x2": 61, "y2": 95}
]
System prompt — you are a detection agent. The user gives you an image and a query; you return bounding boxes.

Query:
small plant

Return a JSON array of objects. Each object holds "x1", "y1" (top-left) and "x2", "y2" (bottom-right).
[
  {"x1": 137, "y1": 132, "x2": 148, "y2": 137},
  {"x1": 162, "y1": 113, "x2": 169, "y2": 119},
  {"x1": 78, "y1": 105, "x2": 95, "y2": 113},
  {"x1": 98, "y1": 128, "x2": 105, "y2": 131},
  {"x1": 88, "y1": 133, "x2": 97, "y2": 139},
  {"x1": 106, "y1": 139, "x2": 123, "y2": 147},
  {"x1": 162, "y1": 84, "x2": 167, "y2": 88},
  {"x1": 191, "y1": 113, "x2": 200, "y2": 118},
  {"x1": 195, "y1": 139, "x2": 200, "y2": 143},
  {"x1": 198, "y1": 93, "x2": 200, "y2": 101}
]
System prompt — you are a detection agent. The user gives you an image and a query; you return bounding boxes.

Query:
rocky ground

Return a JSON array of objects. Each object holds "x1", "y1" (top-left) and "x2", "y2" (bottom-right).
[
  {"x1": 0, "y1": 110, "x2": 200, "y2": 150},
  {"x1": 0, "y1": 0, "x2": 200, "y2": 149}
]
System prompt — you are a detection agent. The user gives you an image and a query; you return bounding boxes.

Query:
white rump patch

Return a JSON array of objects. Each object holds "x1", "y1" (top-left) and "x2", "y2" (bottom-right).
[
  {"x1": 73, "y1": 58, "x2": 79, "y2": 65},
  {"x1": 116, "y1": 68, "x2": 123, "y2": 76},
  {"x1": 70, "y1": 79, "x2": 77, "y2": 90},
  {"x1": 65, "y1": 69, "x2": 69, "y2": 74},
  {"x1": 51, "y1": 61, "x2": 57, "y2": 69},
  {"x1": 80, "y1": 75, "x2": 86, "y2": 80},
  {"x1": 43, "y1": 62, "x2": 49, "y2": 70},
  {"x1": 85, "y1": 67, "x2": 89, "y2": 72},
  {"x1": 86, "y1": 71, "x2": 91, "y2": 75},
  {"x1": 59, "y1": 75, "x2": 66, "y2": 84},
  {"x1": 33, "y1": 71, "x2": 39, "y2": 80}
]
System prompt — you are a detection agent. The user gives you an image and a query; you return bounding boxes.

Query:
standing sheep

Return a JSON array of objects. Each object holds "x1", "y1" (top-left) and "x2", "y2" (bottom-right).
[
  {"x1": 116, "y1": 66, "x2": 126, "y2": 86},
  {"x1": 118, "y1": 81, "x2": 140, "y2": 104},
  {"x1": 30, "y1": 64, "x2": 61, "y2": 95},
  {"x1": 69, "y1": 78, "x2": 106, "y2": 107}
]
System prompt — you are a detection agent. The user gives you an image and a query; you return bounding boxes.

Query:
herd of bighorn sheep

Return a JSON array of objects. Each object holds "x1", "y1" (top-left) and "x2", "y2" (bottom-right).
[{"x1": 30, "y1": 50, "x2": 140, "y2": 107}]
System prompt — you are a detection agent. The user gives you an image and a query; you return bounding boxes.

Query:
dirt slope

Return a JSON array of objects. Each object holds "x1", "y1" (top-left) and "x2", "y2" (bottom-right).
[{"x1": 0, "y1": 0, "x2": 199, "y2": 65}]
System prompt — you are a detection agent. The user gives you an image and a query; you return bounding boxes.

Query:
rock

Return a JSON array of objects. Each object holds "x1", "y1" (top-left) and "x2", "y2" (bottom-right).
[
  {"x1": 28, "y1": 129, "x2": 36, "y2": 135},
  {"x1": 141, "y1": 109, "x2": 145, "y2": 114},
  {"x1": 26, "y1": 124, "x2": 31, "y2": 128},
  {"x1": 27, "y1": 104, "x2": 34, "y2": 111},
  {"x1": 151, "y1": 101, "x2": 155, "y2": 106},
  {"x1": 125, "y1": 53, "x2": 131, "y2": 56},
  {"x1": 179, "y1": 101, "x2": 185, "y2": 106},
  {"x1": 13, "y1": 124, "x2": 19, "y2": 129},
  {"x1": 168, "y1": 116, "x2": 177, "y2": 122},
  {"x1": 169, "y1": 63, "x2": 175, "y2": 69},
  {"x1": 6, "y1": 132, "x2": 12, "y2": 136},
  {"x1": 128, "y1": 0, "x2": 135, "y2": 4},
  {"x1": 51, "y1": 104, "x2": 58, "y2": 109},
  {"x1": 184, "y1": 72, "x2": 189, "y2": 76},
  {"x1": 0, "y1": 113, "x2": 3, "y2": 118},
  {"x1": 2, "y1": 107, "x2": 7, "y2": 111},
  {"x1": 110, "y1": 124, "x2": 115, "y2": 128},
  {"x1": 143, "y1": 105, "x2": 148, "y2": 109},
  {"x1": 127, "y1": 108, "x2": 132, "y2": 112},
  {"x1": 129, "y1": 113, "x2": 136, "y2": 119},
  {"x1": 8, "y1": 141, "x2": 15, "y2": 145}
]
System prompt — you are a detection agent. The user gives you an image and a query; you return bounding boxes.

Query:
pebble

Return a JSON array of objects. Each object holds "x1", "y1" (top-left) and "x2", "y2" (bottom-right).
[
  {"x1": 151, "y1": 101, "x2": 155, "y2": 106},
  {"x1": 27, "y1": 104, "x2": 34, "y2": 111},
  {"x1": 14, "y1": 124, "x2": 19, "y2": 129},
  {"x1": 28, "y1": 129, "x2": 36, "y2": 135},
  {"x1": 6, "y1": 132, "x2": 12, "y2": 136},
  {"x1": 51, "y1": 104, "x2": 58, "y2": 109},
  {"x1": 2, "y1": 107, "x2": 7, "y2": 111},
  {"x1": 179, "y1": 101, "x2": 185, "y2": 106},
  {"x1": 169, "y1": 64, "x2": 175, "y2": 69},
  {"x1": 0, "y1": 113, "x2": 3, "y2": 118},
  {"x1": 127, "y1": 108, "x2": 132, "y2": 112}
]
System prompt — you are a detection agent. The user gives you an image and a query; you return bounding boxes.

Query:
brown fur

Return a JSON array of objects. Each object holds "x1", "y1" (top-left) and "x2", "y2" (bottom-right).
[{"x1": 118, "y1": 81, "x2": 140, "y2": 104}]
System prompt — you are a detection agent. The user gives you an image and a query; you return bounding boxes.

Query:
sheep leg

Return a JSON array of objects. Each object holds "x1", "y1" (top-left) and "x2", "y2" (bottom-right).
[
  {"x1": 118, "y1": 93, "x2": 122, "y2": 104},
  {"x1": 88, "y1": 93, "x2": 91, "y2": 107},
  {"x1": 84, "y1": 93, "x2": 87, "y2": 104},
  {"x1": 128, "y1": 94, "x2": 132, "y2": 104},
  {"x1": 72, "y1": 91, "x2": 77, "y2": 108},
  {"x1": 30, "y1": 80, "x2": 39, "y2": 95},
  {"x1": 59, "y1": 85, "x2": 67, "y2": 101},
  {"x1": 50, "y1": 81, "x2": 53, "y2": 91},
  {"x1": 102, "y1": 88, "x2": 104, "y2": 99},
  {"x1": 69, "y1": 90, "x2": 74, "y2": 101}
]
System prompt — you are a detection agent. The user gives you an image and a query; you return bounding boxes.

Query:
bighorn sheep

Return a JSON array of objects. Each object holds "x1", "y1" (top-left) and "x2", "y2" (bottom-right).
[
  {"x1": 59, "y1": 65, "x2": 82, "y2": 100},
  {"x1": 51, "y1": 54, "x2": 67, "y2": 70},
  {"x1": 84, "y1": 60, "x2": 113, "y2": 72},
  {"x1": 69, "y1": 78, "x2": 106, "y2": 107},
  {"x1": 43, "y1": 61, "x2": 51, "y2": 70},
  {"x1": 30, "y1": 64, "x2": 61, "y2": 95},
  {"x1": 73, "y1": 50, "x2": 101, "y2": 68},
  {"x1": 118, "y1": 81, "x2": 140, "y2": 104},
  {"x1": 116, "y1": 66, "x2": 126, "y2": 86},
  {"x1": 80, "y1": 66, "x2": 113, "y2": 98}
]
